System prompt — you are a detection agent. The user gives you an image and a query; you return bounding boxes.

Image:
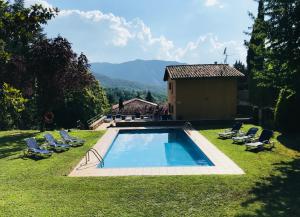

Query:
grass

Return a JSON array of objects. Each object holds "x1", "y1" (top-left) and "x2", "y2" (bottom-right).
[{"x1": 0, "y1": 125, "x2": 299, "y2": 217}]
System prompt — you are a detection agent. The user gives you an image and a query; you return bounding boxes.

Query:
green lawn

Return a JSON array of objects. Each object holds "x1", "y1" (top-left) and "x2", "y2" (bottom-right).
[{"x1": 0, "y1": 125, "x2": 299, "y2": 217}]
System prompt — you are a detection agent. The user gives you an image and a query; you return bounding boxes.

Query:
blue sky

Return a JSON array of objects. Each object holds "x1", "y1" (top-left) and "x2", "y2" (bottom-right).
[{"x1": 25, "y1": 0, "x2": 257, "y2": 64}]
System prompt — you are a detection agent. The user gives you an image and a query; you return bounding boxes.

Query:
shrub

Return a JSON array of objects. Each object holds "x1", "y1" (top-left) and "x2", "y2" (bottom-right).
[
  {"x1": 274, "y1": 89, "x2": 300, "y2": 132},
  {"x1": 0, "y1": 83, "x2": 27, "y2": 129},
  {"x1": 54, "y1": 80, "x2": 109, "y2": 128}
]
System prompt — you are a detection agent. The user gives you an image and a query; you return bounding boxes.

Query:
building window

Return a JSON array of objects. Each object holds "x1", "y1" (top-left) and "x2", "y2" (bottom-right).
[
  {"x1": 168, "y1": 103, "x2": 173, "y2": 113},
  {"x1": 169, "y1": 82, "x2": 173, "y2": 94}
]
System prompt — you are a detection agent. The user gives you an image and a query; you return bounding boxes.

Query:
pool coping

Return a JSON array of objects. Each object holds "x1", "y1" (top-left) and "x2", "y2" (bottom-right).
[{"x1": 69, "y1": 127, "x2": 245, "y2": 177}]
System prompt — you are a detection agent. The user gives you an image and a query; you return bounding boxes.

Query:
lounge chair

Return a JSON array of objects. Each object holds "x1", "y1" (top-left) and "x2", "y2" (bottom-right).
[
  {"x1": 218, "y1": 122, "x2": 243, "y2": 139},
  {"x1": 125, "y1": 116, "x2": 132, "y2": 121},
  {"x1": 44, "y1": 133, "x2": 70, "y2": 152},
  {"x1": 104, "y1": 114, "x2": 113, "y2": 123},
  {"x1": 143, "y1": 115, "x2": 151, "y2": 120},
  {"x1": 24, "y1": 137, "x2": 53, "y2": 158},
  {"x1": 232, "y1": 127, "x2": 259, "y2": 144},
  {"x1": 115, "y1": 114, "x2": 122, "y2": 122},
  {"x1": 59, "y1": 130, "x2": 85, "y2": 147},
  {"x1": 245, "y1": 129, "x2": 274, "y2": 151}
]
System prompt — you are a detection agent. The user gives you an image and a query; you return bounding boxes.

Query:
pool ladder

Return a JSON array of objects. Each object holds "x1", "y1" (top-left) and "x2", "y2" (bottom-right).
[
  {"x1": 84, "y1": 148, "x2": 104, "y2": 168},
  {"x1": 183, "y1": 122, "x2": 194, "y2": 135},
  {"x1": 183, "y1": 122, "x2": 193, "y2": 130}
]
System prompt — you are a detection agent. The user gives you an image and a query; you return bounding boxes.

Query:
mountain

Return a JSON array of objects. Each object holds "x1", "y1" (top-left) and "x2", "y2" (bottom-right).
[
  {"x1": 91, "y1": 59, "x2": 184, "y2": 87},
  {"x1": 94, "y1": 73, "x2": 166, "y2": 94}
]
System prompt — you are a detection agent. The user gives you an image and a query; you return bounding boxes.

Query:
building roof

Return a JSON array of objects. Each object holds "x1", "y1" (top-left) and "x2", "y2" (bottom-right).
[
  {"x1": 163, "y1": 64, "x2": 244, "y2": 81},
  {"x1": 112, "y1": 98, "x2": 158, "y2": 110}
]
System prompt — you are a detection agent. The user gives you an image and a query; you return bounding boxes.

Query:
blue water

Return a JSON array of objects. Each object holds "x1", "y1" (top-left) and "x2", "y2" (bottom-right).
[{"x1": 99, "y1": 129, "x2": 214, "y2": 168}]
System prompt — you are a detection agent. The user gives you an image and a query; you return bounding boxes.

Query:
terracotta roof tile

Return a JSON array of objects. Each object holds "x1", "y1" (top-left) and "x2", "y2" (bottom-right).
[
  {"x1": 164, "y1": 64, "x2": 244, "y2": 81},
  {"x1": 112, "y1": 98, "x2": 158, "y2": 110}
]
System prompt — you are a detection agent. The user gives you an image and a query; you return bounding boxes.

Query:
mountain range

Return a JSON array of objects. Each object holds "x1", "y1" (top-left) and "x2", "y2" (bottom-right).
[{"x1": 91, "y1": 59, "x2": 184, "y2": 94}]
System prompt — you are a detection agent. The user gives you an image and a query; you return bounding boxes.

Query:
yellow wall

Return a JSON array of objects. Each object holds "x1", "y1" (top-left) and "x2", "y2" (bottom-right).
[{"x1": 167, "y1": 78, "x2": 237, "y2": 120}]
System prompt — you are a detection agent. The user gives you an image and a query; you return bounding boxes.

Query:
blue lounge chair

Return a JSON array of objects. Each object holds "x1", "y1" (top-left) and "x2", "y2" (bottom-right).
[
  {"x1": 44, "y1": 133, "x2": 70, "y2": 152},
  {"x1": 24, "y1": 137, "x2": 53, "y2": 158},
  {"x1": 218, "y1": 122, "x2": 243, "y2": 139},
  {"x1": 232, "y1": 127, "x2": 259, "y2": 144},
  {"x1": 245, "y1": 129, "x2": 274, "y2": 151},
  {"x1": 59, "y1": 130, "x2": 85, "y2": 147}
]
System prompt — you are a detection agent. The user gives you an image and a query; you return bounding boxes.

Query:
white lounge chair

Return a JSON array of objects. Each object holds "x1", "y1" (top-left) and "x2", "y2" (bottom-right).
[
  {"x1": 114, "y1": 114, "x2": 122, "y2": 122},
  {"x1": 245, "y1": 129, "x2": 274, "y2": 151},
  {"x1": 218, "y1": 122, "x2": 243, "y2": 139},
  {"x1": 104, "y1": 114, "x2": 113, "y2": 123},
  {"x1": 232, "y1": 127, "x2": 259, "y2": 144}
]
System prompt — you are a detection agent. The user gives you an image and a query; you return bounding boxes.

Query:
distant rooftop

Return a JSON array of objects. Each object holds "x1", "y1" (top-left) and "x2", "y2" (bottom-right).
[
  {"x1": 112, "y1": 98, "x2": 158, "y2": 110},
  {"x1": 164, "y1": 64, "x2": 244, "y2": 81}
]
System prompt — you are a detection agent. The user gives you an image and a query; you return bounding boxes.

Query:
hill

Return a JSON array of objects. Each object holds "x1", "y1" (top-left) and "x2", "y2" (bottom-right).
[
  {"x1": 94, "y1": 73, "x2": 165, "y2": 94},
  {"x1": 91, "y1": 59, "x2": 184, "y2": 87}
]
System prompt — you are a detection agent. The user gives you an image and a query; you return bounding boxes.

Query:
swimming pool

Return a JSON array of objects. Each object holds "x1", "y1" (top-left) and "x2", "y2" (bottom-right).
[{"x1": 100, "y1": 129, "x2": 214, "y2": 168}]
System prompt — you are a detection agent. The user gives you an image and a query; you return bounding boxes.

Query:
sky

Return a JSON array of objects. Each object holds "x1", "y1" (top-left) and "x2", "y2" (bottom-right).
[{"x1": 24, "y1": 0, "x2": 258, "y2": 64}]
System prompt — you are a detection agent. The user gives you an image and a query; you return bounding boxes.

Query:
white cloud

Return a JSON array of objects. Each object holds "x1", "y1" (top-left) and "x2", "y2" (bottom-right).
[
  {"x1": 58, "y1": 10, "x2": 134, "y2": 47},
  {"x1": 208, "y1": 35, "x2": 246, "y2": 63},
  {"x1": 25, "y1": 0, "x2": 53, "y2": 9},
  {"x1": 57, "y1": 9, "x2": 175, "y2": 52},
  {"x1": 204, "y1": 0, "x2": 224, "y2": 8},
  {"x1": 34, "y1": 0, "x2": 246, "y2": 64}
]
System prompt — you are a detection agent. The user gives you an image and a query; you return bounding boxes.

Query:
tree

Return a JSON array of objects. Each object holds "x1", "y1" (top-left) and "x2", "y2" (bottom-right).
[
  {"x1": 262, "y1": 0, "x2": 300, "y2": 93},
  {"x1": 0, "y1": 83, "x2": 27, "y2": 129},
  {"x1": 233, "y1": 60, "x2": 247, "y2": 77},
  {"x1": 28, "y1": 36, "x2": 94, "y2": 130},
  {"x1": 145, "y1": 91, "x2": 154, "y2": 102},
  {"x1": 0, "y1": 1, "x2": 110, "y2": 130},
  {"x1": 136, "y1": 91, "x2": 142, "y2": 99},
  {"x1": 55, "y1": 80, "x2": 109, "y2": 128},
  {"x1": 0, "y1": 0, "x2": 57, "y2": 92},
  {"x1": 274, "y1": 89, "x2": 299, "y2": 132},
  {"x1": 234, "y1": 60, "x2": 248, "y2": 90},
  {"x1": 245, "y1": 0, "x2": 271, "y2": 107},
  {"x1": 263, "y1": 0, "x2": 300, "y2": 131},
  {"x1": 118, "y1": 97, "x2": 124, "y2": 112}
]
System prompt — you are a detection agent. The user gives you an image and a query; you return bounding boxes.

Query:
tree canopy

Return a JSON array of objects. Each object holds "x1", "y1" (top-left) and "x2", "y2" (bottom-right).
[
  {"x1": 246, "y1": 0, "x2": 300, "y2": 131},
  {"x1": 0, "y1": 1, "x2": 109, "y2": 130},
  {"x1": 145, "y1": 91, "x2": 154, "y2": 102},
  {"x1": 0, "y1": 83, "x2": 27, "y2": 129}
]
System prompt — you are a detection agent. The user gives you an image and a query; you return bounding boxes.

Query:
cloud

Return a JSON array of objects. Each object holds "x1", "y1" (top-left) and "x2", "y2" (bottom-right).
[
  {"x1": 30, "y1": 0, "x2": 245, "y2": 63},
  {"x1": 204, "y1": 0, "x2": 224, "y2": 8},
  {"x1": 60, "y1": 10, "x2": 134, "y2": 47},
  {"x1": 25, "y1": 0, "x2": 53, "y2": 9},
  {"x1": 57, "y1": 9, "x2": 175, "y2": 53}
]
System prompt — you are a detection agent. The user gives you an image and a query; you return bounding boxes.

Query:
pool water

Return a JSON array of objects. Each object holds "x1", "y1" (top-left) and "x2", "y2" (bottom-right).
[{"x1": 99, "y1": 129, "x2": 214, "y2": 168}]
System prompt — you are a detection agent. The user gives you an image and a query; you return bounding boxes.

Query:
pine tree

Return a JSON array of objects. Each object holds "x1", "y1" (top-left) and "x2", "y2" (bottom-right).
[
  {"x1": 233, "y1": 60, "x2": 247, "y2": 77},
  {"x1": 136, "y1": 92, "x2": 142, "y2": 99},
  {"x1": 263, "y1": 0, "x2": 300, "y2": 94},
  {"x1": 263, "y1": 0, "x2": 300, "y2": 131},
  {"x1": 118, "y1": 97, "x2": 124, "y2": 111},
  {"x1": 233, "y1": 60, "x2": 247, "y2": 90},
  {"x1": 245, "y1": 0, "x2": 268, "y2": 107},
  {"x1": 145, "y1": 91, "x2": 154, "y2": 102}
]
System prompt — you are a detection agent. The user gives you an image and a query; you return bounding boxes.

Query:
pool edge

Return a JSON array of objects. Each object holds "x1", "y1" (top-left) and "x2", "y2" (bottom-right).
[{"x1": 69, "y1": 126, "x2": 245, "y2": 177}]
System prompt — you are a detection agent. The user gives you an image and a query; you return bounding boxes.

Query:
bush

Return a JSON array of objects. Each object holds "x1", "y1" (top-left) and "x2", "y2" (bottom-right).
[
  {"x1": 0, "y1": 83, "x2": 27, "y2": 130},
  {"x1": 274, "y1": 89, "x2": 300, "y2": 132},
  {"x1": 54, "y1": 80, "x2": 109, "y2": 129}
]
